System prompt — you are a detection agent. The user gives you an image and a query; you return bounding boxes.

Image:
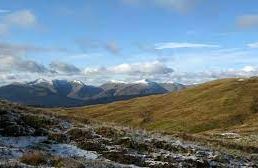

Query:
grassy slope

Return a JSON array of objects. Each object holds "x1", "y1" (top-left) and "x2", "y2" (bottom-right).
[{"x1": 52, "y1": 78, "x2": 258, "y2": 135}]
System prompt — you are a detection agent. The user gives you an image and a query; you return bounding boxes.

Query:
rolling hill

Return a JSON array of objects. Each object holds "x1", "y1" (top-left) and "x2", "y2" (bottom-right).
[{"x1": 53, "y1": 78, "x2": 258, "y2": 135}]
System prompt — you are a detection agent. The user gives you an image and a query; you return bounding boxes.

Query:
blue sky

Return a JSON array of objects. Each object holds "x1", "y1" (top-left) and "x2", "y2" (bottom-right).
[{"x1": 1, "y1": 0, "x2": 258, "y2": 85}]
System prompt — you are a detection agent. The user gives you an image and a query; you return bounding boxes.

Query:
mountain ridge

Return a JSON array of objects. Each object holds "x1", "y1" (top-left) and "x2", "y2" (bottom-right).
[{"x1": 0, "y1": 78, "x2": 186, "y2": 107}]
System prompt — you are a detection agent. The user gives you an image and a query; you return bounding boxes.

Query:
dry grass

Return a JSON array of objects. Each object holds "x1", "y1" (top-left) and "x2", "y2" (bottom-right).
[{"x1": 20, "y1": 150, "x2": 47, "y2": 166}]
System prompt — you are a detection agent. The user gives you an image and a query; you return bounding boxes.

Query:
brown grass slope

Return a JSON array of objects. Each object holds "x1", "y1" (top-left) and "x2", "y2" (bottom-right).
[{"x1": 53, "y1": 78, "x2": 258, "y2": 135}]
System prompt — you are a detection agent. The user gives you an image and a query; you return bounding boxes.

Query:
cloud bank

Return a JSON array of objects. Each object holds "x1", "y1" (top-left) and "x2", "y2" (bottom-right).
[
  {"x1": 84, "y1": 60, "x2": 173, "y2": 76},
  {"x1": 0, "y1": 41, "x2": 69, "y2": 74},
  {"x1": 50, "y1": 61, "x2": 81, "y2": 74}
]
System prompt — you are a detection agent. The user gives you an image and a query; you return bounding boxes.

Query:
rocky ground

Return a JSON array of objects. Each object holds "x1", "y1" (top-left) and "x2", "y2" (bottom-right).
[{"x1": 0, "y1": 104, "x2": 257, "y2": 167}]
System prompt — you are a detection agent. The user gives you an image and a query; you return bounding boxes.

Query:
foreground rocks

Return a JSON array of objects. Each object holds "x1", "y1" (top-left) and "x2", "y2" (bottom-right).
[
  {"x1": 0, "y1": 109, "x2": 36, "y2": 136},
  {"x1": 0, "y1": 104, "x2": 257, "y2": 167}
]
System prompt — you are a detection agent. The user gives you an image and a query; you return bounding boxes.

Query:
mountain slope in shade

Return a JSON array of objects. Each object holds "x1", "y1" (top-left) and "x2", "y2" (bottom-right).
[
  {"x1": 116, "y1": 79, "x2": 168, "y2": 96},
  {"x1": 98, "y1": 79, "x2": 169, "y2": 98},
  {"x1": 0, "y1": 79, "x2": 186, "y2": 107},
  {"x1": 57, "y1": 78, "x2": 258, "y2": 135},
  {"x1": 159, "y1": 82, "x2": 186, "y2": 92},
  {"x1": 0, "y1": 83, "x2": 83, "y2": 107}
]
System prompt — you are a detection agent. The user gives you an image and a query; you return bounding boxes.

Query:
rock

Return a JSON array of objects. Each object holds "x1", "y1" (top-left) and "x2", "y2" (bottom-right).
[
  {"x1": 151, "y1": 139, "x2": 188, "y2": 153},
  {"x1": 181, "y1": 158, "x2": 210, "y2": 168},
  {"x1": 67, "y1": 128, "x2": 95, "y2": 140},
  {"x1": 220, "y1": 133, "x2": 241, "y2": 139},
  {"x1": 49, "y1": 132, "x2": 70, "y2": 143},
  {"x1": 95, "y1": 127, "x2": 125, "y2": 139},
  {"x1": 0, "y1": 110, "x2": 36, "y2": 136},
  {"x1": 102, "y1": 151, "x2": 147, "y2": 167},
  {"x1": 77, "y1": 139, "x2": 107, "y2": 152},
  {"x1": 145, "y1": 160, "x2": 174, "y2": 168},
  {"x1": 117, "y1": 137, "x2": 154, "y2": 152},
  {"x1": 50, "y1": 157, "x2": 85, "y2": 168},
  {"x1": 34, "y1": 128, "x2": 49, "y2": 136}
]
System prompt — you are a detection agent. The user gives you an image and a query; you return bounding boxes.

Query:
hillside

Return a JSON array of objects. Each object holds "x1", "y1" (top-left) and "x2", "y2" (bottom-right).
[
  {"x1": 1, "y1": 100, "x2": 256, "y2": 167},
  {"x1": 54, "y1": 78, "x2": 257, "y2": 133}
]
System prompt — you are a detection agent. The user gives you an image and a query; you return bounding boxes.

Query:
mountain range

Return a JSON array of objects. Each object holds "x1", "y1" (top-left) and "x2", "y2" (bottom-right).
[{"x1": 0, "y1": 78, "x2": 185, "y2": 107}]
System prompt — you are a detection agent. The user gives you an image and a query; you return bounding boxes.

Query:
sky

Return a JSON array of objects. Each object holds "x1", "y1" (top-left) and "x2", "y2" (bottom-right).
[{"x1": 1, "y1": 0, "x2": 258, "y2": 85}]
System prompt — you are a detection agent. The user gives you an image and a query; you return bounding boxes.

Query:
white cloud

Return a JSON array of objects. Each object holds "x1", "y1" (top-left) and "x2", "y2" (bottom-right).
[
  {"x1": 84, "y1": 64, "x2": 258, "y2": 85},
  {"x1": 247, "y1": 42, "x2": 258, "y2": 48},
  {"x1": 237, "y1": 14, "x2": 258, "y2": 28},
  {"x1": 5, "y1": 10, "x2": 36, "y2": 27},
  {"x1": 0, "y1": 41, "x2": 68, "y2": 74},
  {"x1": 0, "y1": 54, "x2": 48, "y2": 73},
  {"x1": 241, "y1": 66, "x2": 256, "y2": 72},
  {"x1": 163, "y1": 66, "x2": 258, "y2": 85},
  {"x1": 155, "y1": 42, "x2": 219, "y2": 50},
  {"x1": 49, "y1": 61, "x2": 81, "y2": 74},
  {"x1": 167, "y1": 47, "x2": 258, "y2": 73},
  {"x1": 17, "y1": 60, "x2": 48, "y2": 73},
  {"x1": 84, "y1": 60, "x2": 174, "y2": 76},
  {"x1": 0, "y1": 10, "x2": 37, "y2": 35}
]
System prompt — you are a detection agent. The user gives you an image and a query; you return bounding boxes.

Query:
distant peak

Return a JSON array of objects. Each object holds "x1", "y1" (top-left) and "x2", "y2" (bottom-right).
[
  {"x1": 71, "y1": 80, "x2": 85, "y2": 85},
  {"x1": 109, "y1": 80, "x2": 127, "y2": 84},
  {"x1": 162, "y1": 81, "x2": 177, "y2": 84},
  {"x1": 28, "y1": 78, "x2": 51, "y2": 85},
  {"x1": 163, "y1": 81, "x2": 181, "y2": 85},
  {"x1": 132, "y1": 79, "x2": 154, "y2": 84},
  {"x1": 35, "y1": 78, "x2": 49, "y2": 83}
]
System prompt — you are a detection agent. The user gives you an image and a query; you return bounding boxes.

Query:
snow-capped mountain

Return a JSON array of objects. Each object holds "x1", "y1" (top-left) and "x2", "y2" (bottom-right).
[
  {"x1": 99, "y1": 79, "x2": 185, "y2": 98},
  {"x1": 132, "y1": 79, "x2": 155, "y2": 85},
  {"x1": 159, "y1": 82, "x2": 186, "y2": 92},
  {"x1": 109, "y1": 80, "x2": 127, "y2": 84},
  {"x1": 71, "y1": 80, "x2": 85, "y2": 86},
  {"x1": 27, "y1": 78, "x2": 53, "y2": 85},
  {"x1": 0, "y1": 78, "x2": 186, "y2": 107}
]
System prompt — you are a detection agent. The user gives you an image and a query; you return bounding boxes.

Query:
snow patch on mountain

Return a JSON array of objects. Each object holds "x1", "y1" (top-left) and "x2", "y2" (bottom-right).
[
  {"x1": 27, "y1": 78, "x2": 52, "y2": 85},
  {"x1": 132, "y1": 79, "x2": 154, "y2": 85},
  {"x1": 71, "y1": 80, "x2": 85, "y2": 86},
  {"x1": 109, "y1": 80, "x2": 127, "y2": 84}
]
